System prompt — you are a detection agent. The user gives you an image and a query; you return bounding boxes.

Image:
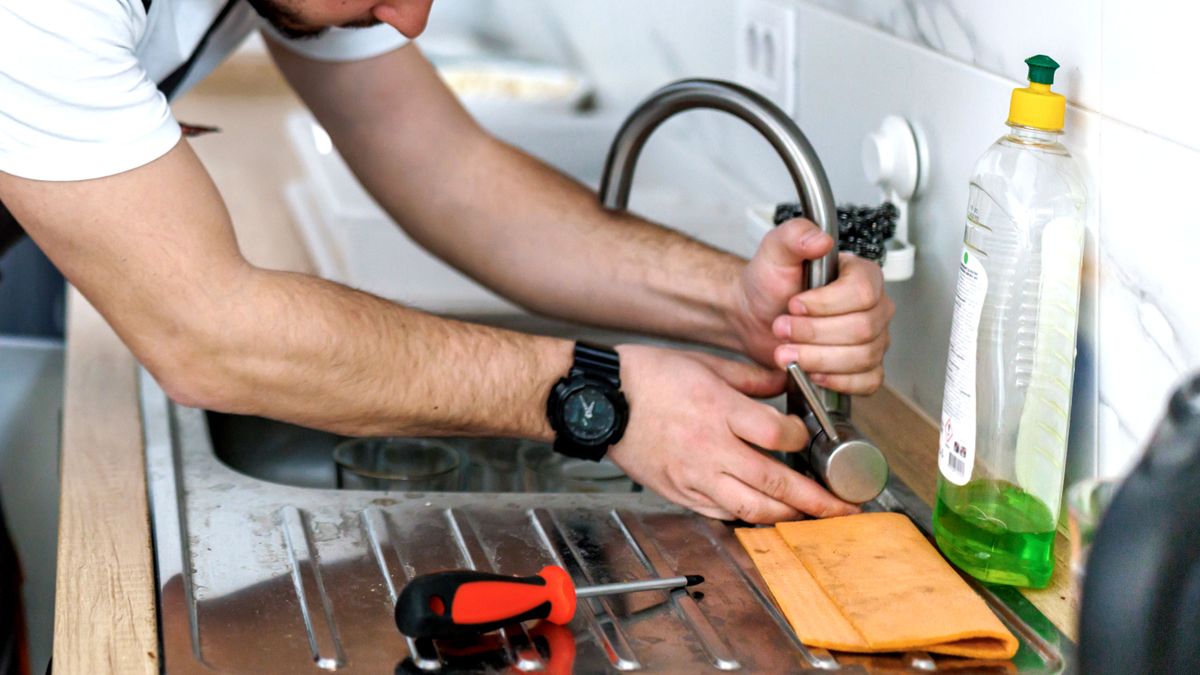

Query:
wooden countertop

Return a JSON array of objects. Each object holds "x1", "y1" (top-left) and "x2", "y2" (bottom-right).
[
  {"x1": 51, "y1": 57, "x2": 1076, "y2": 673},
  {"x1": 53, "y1": 290, "x2": 158, "y2": 675}
]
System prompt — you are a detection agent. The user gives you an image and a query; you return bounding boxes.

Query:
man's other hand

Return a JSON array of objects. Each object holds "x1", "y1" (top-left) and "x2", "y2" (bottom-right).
[{"x1": 731, "y1": 218, "x2": 894, "y2": 395}]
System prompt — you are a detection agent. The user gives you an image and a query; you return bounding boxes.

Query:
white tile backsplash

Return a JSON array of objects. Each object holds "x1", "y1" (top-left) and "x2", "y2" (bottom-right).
[
  {"x1": 1094, "y1": 117, "x2": 1200, "y2": 474},
  {"x1": 1101, "y1": 0, "x2": 1200, "y2": 152},
  {"x1": 806, "y1": 0, "x2": 1200, "y2": 151},
  {"x1": 803, "y1": 0, "x2": 1103, "y2": 113},
  {"x1": 462, "y1": 0, "x2": 1197, "y2": 481}
]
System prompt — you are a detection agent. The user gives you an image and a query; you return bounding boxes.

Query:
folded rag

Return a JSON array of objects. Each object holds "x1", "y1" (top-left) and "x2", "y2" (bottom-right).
[{"x1": 737, "y1": 512, "x2": 1019, "y2": 660}]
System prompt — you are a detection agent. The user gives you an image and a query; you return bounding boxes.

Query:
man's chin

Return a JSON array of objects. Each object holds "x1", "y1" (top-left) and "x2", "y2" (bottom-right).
[
  {"x1": 271, "y1": 22, "x2": 328, "y2": 40},
  {"x1": 244, "y1": 0, "x2": 328, "y2": 40}
]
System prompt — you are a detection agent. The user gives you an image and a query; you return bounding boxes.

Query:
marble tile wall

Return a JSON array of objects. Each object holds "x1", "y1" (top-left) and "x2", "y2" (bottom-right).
[
  {"x1": 463, "y1": 0, "x2": 1200, "y2": 480},
  {"x1": 808, "y1": 0, "x2": 1200, "y2": 151}
]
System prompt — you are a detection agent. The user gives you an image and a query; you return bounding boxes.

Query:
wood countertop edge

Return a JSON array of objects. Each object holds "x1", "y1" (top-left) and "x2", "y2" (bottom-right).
[
  {"x1": 852, "y1": 386, "x2": 1078, "y2": 641},
  {"x1": 53, "y1": 288, "x2": 158, "y2": 674}
]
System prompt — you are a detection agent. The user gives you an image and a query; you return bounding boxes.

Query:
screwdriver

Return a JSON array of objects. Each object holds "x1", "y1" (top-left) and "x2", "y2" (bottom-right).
[{"x1": 394, "y1": 565, "x2": 704, "y2": 640}]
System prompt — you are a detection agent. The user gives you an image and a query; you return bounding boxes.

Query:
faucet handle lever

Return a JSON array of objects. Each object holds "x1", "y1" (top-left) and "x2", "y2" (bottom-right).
[
  {"x1": 786, "y1": 363, "x2": 840, "y2": 443},
  {"x1": 787, "y1": 362, "x2": 889, "y2": 504}
]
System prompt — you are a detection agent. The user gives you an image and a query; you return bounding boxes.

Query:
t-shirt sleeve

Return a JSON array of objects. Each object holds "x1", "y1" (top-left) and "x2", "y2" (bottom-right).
[
  {"x1": 259, "y1": 21, "x2": 410, "y2": 63},
  {"x1": 0, "y1": 2, "x2": 181, "y2": 181}
]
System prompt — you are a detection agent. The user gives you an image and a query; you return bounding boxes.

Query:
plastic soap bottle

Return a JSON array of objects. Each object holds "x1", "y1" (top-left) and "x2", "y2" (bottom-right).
[{"x1": 932, "y1": 55, "x2": 1087, "y2": 589}]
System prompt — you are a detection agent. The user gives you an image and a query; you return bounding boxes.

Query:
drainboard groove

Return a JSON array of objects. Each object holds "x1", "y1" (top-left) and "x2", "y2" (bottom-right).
[
  {"x1": 612, "y1": 510, "x2": 741, "y2": 671},
  {"x1": 443, "y1": 508, "x2": 543, "y2": 671},
  {"x1": 360, "y1": 507, "x2": 441, "y2": 671},
  {"x1": 278, "y1": 505, "x2": 347, "y2": 671},
  {"x1": 528, "y1": 508, "x2": 642, "y2": 671}
]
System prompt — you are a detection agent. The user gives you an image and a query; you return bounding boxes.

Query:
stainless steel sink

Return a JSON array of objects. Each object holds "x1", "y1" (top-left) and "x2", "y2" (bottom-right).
[
  {"x1": 208, "y1": 411, "x2": 630, "y2": 494},
  {"x1": 141, "y1": 315, "x2": 1072, "y2": 673},
  {"x1": 207, "y1": 411, "x2": 345, "y2": 489}
]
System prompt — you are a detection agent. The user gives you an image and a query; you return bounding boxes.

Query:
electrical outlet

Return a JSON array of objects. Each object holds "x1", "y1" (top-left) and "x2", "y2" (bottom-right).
[{"x1": 735, "y1": 0, "x2": 797, "y2": 115}]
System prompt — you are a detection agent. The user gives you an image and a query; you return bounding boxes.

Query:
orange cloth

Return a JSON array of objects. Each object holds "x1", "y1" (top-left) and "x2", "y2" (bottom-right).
[{"x1": 736, "y1": 512, "x2": 1019, "y2": 660}]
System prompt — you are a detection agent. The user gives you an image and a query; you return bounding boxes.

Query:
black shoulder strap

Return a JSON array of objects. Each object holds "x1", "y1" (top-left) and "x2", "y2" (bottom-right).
[{"x1": 156, "y1": 0, "x2": 239, "y2": 100}]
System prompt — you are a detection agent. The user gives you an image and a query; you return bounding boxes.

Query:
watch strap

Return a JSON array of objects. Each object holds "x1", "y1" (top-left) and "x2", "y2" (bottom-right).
[{"x1": 571, "y1": 341, "x2": 621, "y2": 387}]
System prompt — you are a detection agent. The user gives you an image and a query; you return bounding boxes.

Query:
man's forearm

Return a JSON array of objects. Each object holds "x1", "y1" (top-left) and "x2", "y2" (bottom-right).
[
  {"x1": 165, "y1": 266, "x2": 573, "y2": 438},
  {"x1": 274, "y1": 42, "x2": 748, "y2": 353},
  {"x1": 387, "y1": 135, "x2": 747, "y2": 350},
  {"x1": 1, "y1": 133, "x2": 574, "y2": 442}
]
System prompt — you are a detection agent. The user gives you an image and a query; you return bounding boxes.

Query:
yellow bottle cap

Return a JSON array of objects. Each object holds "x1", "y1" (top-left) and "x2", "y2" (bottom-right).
[{"x1": 1007, "y1": 55, "x2": 1065, "y2": 131}]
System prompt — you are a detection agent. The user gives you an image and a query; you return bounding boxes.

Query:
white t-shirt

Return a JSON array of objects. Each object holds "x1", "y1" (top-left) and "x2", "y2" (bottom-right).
[{"x1": 0, "y1": 0, "x2": 408, "y2": 181}]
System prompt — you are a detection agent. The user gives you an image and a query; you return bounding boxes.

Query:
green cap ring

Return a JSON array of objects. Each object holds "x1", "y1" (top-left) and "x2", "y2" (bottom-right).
[{"x1": 1025, "y1": 55, "x2": 1060, "y2": 85}]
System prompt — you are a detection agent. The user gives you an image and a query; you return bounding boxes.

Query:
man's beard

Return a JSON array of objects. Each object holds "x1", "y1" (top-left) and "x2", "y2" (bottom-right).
[{"x1": 243, "y1": 0, "x2": 327, "y2": 40}]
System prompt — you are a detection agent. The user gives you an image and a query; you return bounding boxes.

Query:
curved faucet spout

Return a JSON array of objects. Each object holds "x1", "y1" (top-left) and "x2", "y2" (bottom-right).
[
  {"x1": 598, "y1": 78, "x2": 844, "y2": 415},
  {"x1": 598, "y1": 79, "x2": 889, "y2": 503}
]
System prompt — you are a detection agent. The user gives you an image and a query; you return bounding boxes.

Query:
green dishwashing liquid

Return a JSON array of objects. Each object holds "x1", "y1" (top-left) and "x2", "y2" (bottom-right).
[{"x1": 933, "y1": 478, "x2": 1057, "y2": 588}]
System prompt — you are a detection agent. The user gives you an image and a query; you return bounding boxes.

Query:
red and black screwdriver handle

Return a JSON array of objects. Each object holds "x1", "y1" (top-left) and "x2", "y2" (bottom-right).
[{"x1": 395, "y1": 565, "x2": 577, "y2": 640}]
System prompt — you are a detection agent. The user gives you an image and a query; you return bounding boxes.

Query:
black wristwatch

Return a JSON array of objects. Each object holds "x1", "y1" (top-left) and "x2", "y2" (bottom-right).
[{"x1": 546, "y1": 342, "x2": 629, "y2": 461}]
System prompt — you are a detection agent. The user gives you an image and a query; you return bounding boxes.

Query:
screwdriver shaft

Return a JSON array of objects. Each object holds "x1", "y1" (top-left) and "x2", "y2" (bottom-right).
[{"x1": 575, "y1": 574, "x2": 703, "y2": 599}]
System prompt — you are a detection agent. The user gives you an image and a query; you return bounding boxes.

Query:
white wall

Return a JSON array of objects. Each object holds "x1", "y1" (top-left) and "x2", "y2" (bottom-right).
[{"x1": 460, "y1": 0, "x2": 1200, "y2": 482}]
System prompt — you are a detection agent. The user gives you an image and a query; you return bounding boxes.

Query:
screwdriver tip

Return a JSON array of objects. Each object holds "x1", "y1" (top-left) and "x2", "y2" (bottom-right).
[{"x1": 684, "y1": 575, "x2": 705, "y2": 587}]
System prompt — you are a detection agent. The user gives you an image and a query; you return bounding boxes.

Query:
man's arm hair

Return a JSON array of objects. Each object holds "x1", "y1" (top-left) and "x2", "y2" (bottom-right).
[{"x1": 0, "y1": 141, "x2": 571, "y2": 438}]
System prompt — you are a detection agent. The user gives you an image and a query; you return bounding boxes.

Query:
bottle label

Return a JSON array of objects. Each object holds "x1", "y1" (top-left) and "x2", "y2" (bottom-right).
[{"x1": 939, "y1": 247, "x2": 988, "y2": 486}]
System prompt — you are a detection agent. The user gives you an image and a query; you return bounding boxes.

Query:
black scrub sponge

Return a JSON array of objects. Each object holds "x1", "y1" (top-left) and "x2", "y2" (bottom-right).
[{"x1": 772, "y1": 202, "x2": 898, "y2": 264}]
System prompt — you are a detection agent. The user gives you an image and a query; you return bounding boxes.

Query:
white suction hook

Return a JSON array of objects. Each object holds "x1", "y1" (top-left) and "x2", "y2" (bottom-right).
[{"x1": 861, "y1": 115, "x2": 920, "y2": 281}]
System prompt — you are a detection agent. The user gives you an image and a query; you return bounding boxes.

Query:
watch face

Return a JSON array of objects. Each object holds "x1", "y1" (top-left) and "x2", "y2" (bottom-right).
[{"x1": 563, "y1": 387, "x2": 616, "y2": 442}]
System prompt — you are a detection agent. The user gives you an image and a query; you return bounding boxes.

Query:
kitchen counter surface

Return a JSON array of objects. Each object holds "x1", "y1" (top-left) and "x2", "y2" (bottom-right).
[{"x1": 52, "y1": 56, "x2": 1077, "y2": 674}]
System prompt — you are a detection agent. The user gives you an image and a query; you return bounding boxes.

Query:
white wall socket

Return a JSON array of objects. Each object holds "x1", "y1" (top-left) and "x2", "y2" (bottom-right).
[{"x1": 735, "y1": 0, "x2": 797, "y2": 116}]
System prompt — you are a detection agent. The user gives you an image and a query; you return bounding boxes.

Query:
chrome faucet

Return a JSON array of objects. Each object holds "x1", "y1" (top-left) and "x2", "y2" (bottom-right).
[{"x1": 598, "y1": 79, "x2": 888, "y2": 504}]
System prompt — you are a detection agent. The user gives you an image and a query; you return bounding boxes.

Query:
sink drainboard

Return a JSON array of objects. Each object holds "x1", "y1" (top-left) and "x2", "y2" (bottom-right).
[{"x1": 141, "y1": 369, "x2": 1070, "y2": 673}]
